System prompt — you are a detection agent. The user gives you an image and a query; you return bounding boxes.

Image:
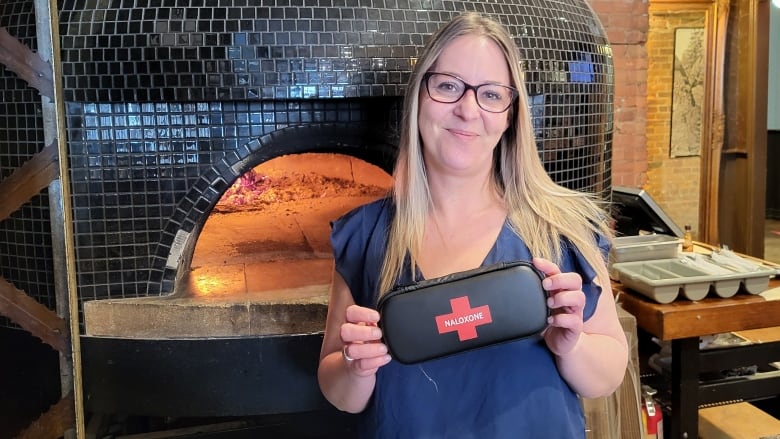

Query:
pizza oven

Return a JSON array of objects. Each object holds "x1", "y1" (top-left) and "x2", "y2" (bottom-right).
[{"x1": 3, "y1": 0, "x2": 615, "y2": 424}]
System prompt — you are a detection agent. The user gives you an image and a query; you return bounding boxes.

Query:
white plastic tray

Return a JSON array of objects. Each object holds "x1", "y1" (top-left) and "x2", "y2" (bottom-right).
[
  {"x1": 611, "y1": 234, "x2": 681, "y2": 263},
  {"x1": 612, "y1": 258, "x2": 775, "y2": 304}
]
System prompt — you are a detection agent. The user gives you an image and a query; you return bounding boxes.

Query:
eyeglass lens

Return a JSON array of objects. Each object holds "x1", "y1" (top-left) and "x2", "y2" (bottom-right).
[{"x1": 425, "y1": 73, "x2": 517, "y2": 113}]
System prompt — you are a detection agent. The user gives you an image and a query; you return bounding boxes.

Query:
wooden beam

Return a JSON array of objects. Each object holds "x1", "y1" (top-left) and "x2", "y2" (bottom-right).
[
  {"x1": 30, "y1": 0, "x2": 86, "y2": 435},
  {"x1": 0, "y1": 26, "x2": 54, "y2": 99},
  {"x1": 14, "y1": 393, "x2": 75, "y2": 439},
  {"x1": 0, "y1": 276, "x2": 68, "y2": 353},
  {"x1": 0, "y1": 140, "x2": 59, "y2": 223}
]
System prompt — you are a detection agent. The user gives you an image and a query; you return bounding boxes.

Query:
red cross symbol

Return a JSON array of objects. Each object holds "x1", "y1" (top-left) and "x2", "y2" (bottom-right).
[{"x1": 435, "y1": 296, "x2": 493, "y2": 341}]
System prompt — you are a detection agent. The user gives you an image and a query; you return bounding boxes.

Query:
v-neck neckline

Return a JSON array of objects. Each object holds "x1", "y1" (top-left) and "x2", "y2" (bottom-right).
[{"x1": 413, "y1": 218, "x2": 510, "y2": 282}]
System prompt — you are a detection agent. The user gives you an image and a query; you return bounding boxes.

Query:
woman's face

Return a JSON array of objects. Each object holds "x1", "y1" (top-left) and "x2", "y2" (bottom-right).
[{"x1": 418, "y1": 34, "x2": 512, "y2": 178}]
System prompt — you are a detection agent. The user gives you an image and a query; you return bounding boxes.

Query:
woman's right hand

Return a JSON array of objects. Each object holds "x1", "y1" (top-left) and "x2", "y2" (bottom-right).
[
  {"x1": 340, "y1": 304, "x2": 392, "y2": 377},
  {"x1": 319, "y1": 273, "x2": 391, "y2": 413}
]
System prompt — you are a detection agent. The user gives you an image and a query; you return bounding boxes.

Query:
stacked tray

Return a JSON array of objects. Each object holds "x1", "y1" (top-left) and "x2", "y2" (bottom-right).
[
  {"x1": 610, "y1": 234, "x2": 681, "y2": 264},
  {"x1": 612, "y1": 256, "x2": 776, "y2": 304}
]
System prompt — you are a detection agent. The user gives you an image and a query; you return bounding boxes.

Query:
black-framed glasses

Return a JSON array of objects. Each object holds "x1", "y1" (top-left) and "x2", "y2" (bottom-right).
[{"x1": 423, "y1": 72, "x2": 519, "y2": 113}]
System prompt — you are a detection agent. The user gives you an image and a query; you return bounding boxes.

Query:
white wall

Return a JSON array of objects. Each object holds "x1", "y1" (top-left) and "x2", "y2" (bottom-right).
[{"x1": 770, "y1": 2, "x2": 780, "y2": 130}]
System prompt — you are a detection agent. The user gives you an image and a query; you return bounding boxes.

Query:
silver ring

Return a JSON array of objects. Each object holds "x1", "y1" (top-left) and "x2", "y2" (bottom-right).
[{"x1": 342, "y1": 345, "x2": 355, "y2": 363}]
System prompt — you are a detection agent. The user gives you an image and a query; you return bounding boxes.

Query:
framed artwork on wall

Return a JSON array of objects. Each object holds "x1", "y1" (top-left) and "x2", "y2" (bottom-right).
[{"x1": 670, "y1": 27, "x2": 706, "y2": 158}]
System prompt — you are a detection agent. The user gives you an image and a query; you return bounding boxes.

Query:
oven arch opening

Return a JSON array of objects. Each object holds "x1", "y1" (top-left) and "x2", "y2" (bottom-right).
[
  {"x1": 186, "y1": 152, "x2": 392, "y2": 301},
  {"x1": 157, "y1": 122, "x2": 398, "y2": 299}
]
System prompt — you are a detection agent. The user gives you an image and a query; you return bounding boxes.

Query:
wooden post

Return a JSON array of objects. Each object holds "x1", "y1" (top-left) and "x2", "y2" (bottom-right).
[{"x1": 33, "y1": 0, "x2": 85, "y2": 437}]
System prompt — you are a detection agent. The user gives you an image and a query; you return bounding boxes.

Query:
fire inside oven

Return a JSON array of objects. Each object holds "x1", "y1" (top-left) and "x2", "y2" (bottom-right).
[{"x1": 188, "y1": 152, "x2": 390, "y2": 302}]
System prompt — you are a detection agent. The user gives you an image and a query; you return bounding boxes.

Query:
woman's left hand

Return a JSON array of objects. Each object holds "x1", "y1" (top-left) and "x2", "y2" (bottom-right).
[{"x1": 533, "y1": 257, "x2": 585, "y2": 356}]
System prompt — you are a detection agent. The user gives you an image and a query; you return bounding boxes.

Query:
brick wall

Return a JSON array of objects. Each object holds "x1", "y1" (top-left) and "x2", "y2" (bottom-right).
[
  {"x1": 644, "y1": 10, "x2": 706, "y2": 235},
  {"x1": 590, "y1": 0, "x2": 649, "y2": 188}
]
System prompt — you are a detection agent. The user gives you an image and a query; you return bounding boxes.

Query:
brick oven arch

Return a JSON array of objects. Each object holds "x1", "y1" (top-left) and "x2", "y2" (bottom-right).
[{"x1": 149, "y1": 122, "x2": 399, "y2": 296}]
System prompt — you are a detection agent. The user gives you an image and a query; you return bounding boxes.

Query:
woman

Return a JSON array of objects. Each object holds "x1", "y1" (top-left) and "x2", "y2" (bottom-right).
[{"x1": 318, "y1": 12, "x2": 628, "y2": 438}]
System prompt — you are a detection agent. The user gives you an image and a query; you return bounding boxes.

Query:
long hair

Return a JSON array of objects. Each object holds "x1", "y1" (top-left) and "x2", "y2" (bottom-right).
[{"x1": 378, "y1": 12, "x2": 613, "y2": 295}]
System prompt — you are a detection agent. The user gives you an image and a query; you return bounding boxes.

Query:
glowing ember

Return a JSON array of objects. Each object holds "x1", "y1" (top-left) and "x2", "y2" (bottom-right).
[
  {"x1": 214, "y1": 168, "x2": 389, "y2": 213},
  {"x1": 216, "y1": 169, "x2": 271, "y2": 208}
]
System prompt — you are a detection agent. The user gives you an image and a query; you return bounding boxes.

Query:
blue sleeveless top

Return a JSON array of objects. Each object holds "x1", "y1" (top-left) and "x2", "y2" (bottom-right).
[{"x1": 330, "y1": 198, "x2": 608, "y2": 439}]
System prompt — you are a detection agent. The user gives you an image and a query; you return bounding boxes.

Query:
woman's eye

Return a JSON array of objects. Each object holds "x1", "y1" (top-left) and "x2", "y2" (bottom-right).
[
  {"x1": 481, "y1": 89, "x2": 503, "y2": 101},
  {"x1": 436, "y1": 82, "x2": 461, "y2": 93}
]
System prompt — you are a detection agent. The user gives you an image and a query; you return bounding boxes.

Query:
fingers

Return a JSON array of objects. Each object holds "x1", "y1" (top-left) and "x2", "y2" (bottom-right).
[
  {"x1": 339, "y1": 304, "x2": 392, "y2": 374},
  {"x1": 533, "y1": 258, "x2": 589, "y2": 356},
  {"x1": 342, "y1": 342, "x2": 391, "y2": 373},
  {"x1": 532, "y1": 257, "x2": 561, "y2": 277},
  {"x1": 341, "y1": 305, "x2": 383, "y2": 344},
  {"x1": 533, "y1": 258, "x2": 584, "y2": 302},
  {"x1": 534, "y1": 258, "x2": 582, "y2": 292},
  {"x1": 533, "y1": 257, "x2": 585, "y2": 321},
  {"x1": 345, "y1": 304, "x2": 380, "y2": 325},
  {"x1": 345, "y1": 355, "x2": 392, "y2": 377},
  {"x1": 546, "y1": 307, "x2": 584, "y2": 328},
  {"x1": 547, "y1": 289, "x2": 585, "y2": 311}
]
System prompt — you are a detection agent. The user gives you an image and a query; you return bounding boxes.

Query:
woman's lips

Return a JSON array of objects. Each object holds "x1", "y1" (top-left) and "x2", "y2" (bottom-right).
[{"x1": 447, "y1": 128, "x2": 478, "y2": 138}]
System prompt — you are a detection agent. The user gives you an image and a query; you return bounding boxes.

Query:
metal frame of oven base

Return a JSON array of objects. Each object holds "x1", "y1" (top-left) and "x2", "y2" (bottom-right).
[
  {"x1": 669, "y1": 337, "x2": 780, "y2": 438},
  {"x1": 81, "y1": 333, "x2": 334, "y2": 418}
]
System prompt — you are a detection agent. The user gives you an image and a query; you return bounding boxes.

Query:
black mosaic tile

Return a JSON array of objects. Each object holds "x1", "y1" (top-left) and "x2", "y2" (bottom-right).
[{"x1": 58, "y1": 0, "x2": 611, "y2": 104}]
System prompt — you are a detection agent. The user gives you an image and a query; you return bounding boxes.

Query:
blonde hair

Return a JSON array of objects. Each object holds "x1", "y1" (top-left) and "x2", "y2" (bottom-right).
[{"x1": 379, "y1": 12, "x2": 614, "y2": 294}]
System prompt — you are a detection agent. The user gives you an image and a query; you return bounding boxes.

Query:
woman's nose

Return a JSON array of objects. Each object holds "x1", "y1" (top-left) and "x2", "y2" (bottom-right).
[{"x1": 453, "y1": 89, "x2": 481, "y2": 119}]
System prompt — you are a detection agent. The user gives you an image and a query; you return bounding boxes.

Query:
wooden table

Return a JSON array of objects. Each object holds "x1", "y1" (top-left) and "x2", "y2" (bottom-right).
[{"x1": 618, "y1": 279, "x2": 780, "y2": 439}]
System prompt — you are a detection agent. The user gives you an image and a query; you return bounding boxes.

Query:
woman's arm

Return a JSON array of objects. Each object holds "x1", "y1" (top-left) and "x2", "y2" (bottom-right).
[
  {"x1": 317, "y1": 271, "x2": 392, "y2": 413},
  {"x1": 553, "y1": 280, "x2": 628, "y2": 398},
  {"x1": 534, "y1": 258, "x2": 629, "y2": 398}
]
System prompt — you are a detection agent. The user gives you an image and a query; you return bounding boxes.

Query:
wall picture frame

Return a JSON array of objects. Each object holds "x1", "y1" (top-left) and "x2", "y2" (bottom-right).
[{"x1": 670, "y1": 27, "x2": 706, "y2": 158}]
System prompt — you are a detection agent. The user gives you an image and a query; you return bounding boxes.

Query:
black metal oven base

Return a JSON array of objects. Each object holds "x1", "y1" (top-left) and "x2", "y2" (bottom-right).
[{"x1": 81, "y1": 333, "x2": 332, "y2": 418}]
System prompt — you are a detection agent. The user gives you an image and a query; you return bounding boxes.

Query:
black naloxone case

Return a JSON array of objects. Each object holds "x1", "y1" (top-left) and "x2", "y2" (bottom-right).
[{"x1": 377, "y1": 261, "x2": 550, "y2": 365}]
